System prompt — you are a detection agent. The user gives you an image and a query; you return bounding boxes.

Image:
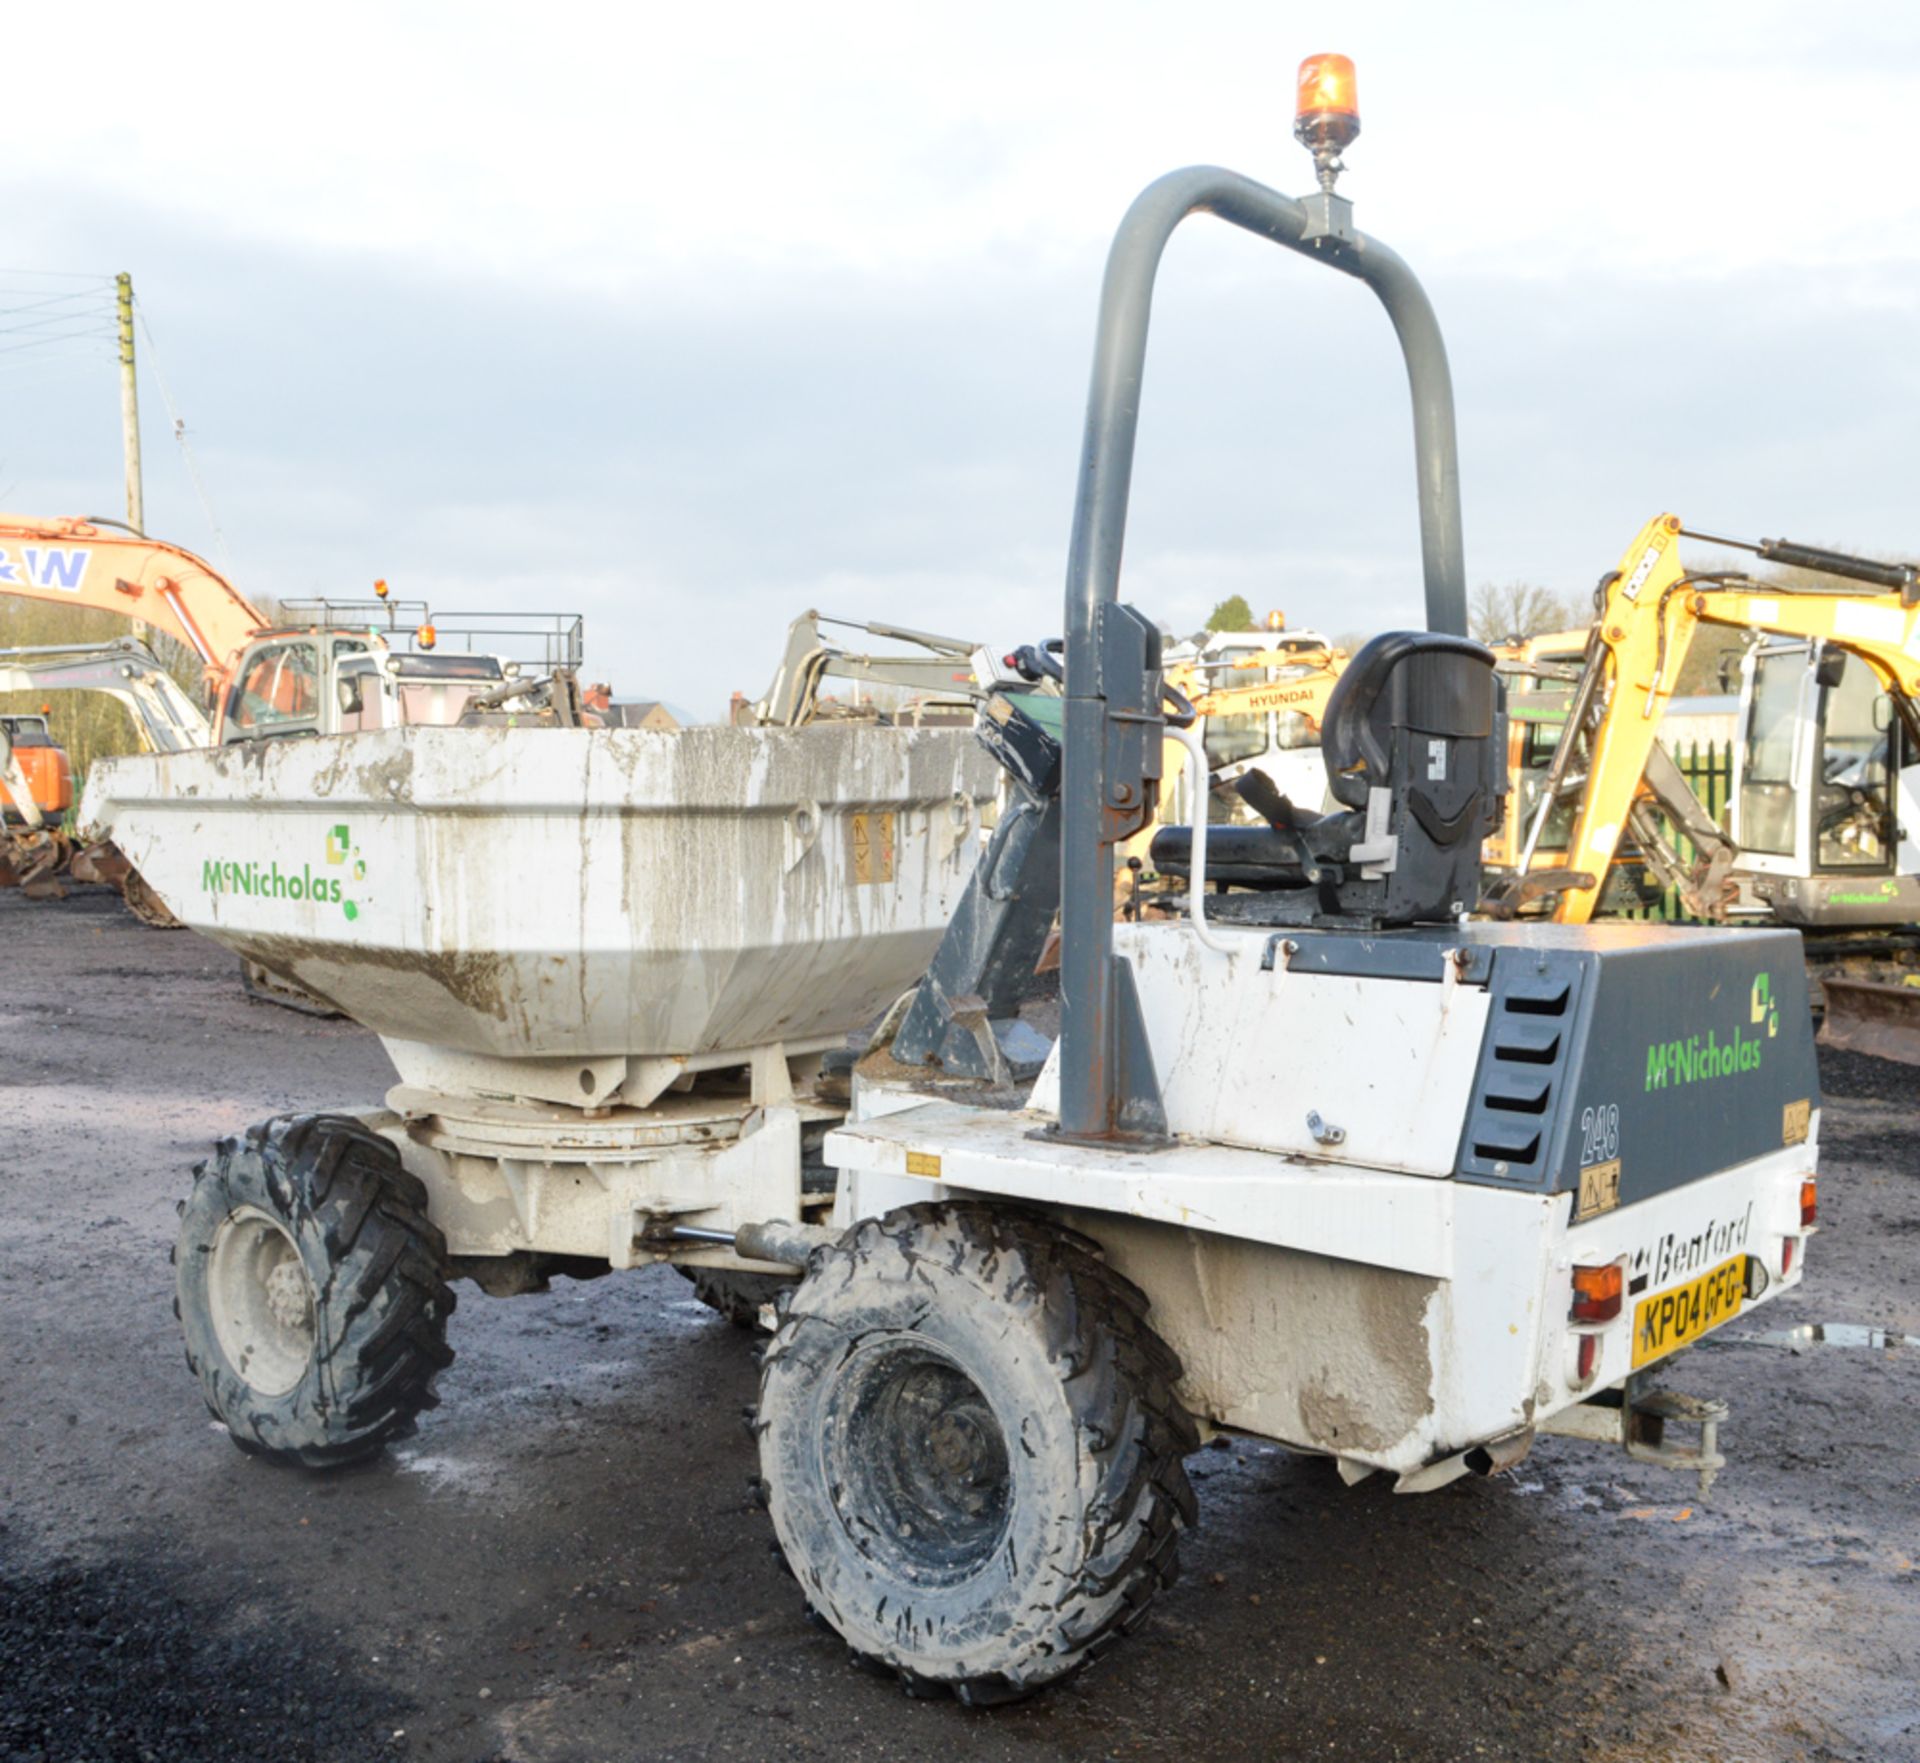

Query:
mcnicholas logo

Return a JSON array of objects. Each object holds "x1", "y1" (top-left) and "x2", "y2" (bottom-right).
[
  {"x1": 202, "y1": 856, "x2": 346, "y2": 904},
  {"x1": 1643, "y1": 972, "x2": 1778, "y2": 1092},
  {"x1": 201, "y1": 823, "x2": 366, "y2": 921}
]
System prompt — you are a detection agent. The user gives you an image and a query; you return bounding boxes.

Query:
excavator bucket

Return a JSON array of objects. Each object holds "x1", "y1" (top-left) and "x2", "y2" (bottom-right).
[
  {"x1": 0, "y1": 826, "x2": 73, "y2": 897},
  {"x1": 1817, "y1": 976, "x2": 1920, "y2": 1066}
]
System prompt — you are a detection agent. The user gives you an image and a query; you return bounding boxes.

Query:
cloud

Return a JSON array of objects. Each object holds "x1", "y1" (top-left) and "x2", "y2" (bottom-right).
[{"x1": 1, "y1": 3, "x2": 1917, "y2": 715}]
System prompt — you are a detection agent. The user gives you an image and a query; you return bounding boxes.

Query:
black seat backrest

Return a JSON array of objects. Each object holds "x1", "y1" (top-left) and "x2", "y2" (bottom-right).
[
  {"x1": 1326, "y1": 631, "x2": 1505, "y2": 922},
  {"x1": 1152, "y1": 631, "x2": 1505, "y2": 926},
  {"x1": 1322, "y1": 630, "x2": 1498, "y2": 811}
]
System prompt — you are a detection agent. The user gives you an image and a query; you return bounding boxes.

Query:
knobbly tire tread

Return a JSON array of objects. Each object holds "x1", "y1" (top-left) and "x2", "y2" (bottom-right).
[
  {"x1": 678, "y1": 1266, "x2": 791, "y2": 1330},
  {"x1": 756, "y1": 1201, "x2": 1198, "y2": 1704},
  {"x1": 175, "y1": 1112, "x2": 456, "y2": 1469}
]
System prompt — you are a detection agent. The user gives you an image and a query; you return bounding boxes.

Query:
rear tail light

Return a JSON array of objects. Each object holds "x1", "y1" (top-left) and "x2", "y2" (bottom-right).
[
  {"x1": 1800, "y1": 1177, "x2": 1818, "y2": 1228},
  {"x1": 1571, "y1": 1262, "x2": 1624, "y2": 1324},
  {"x1": 1782, "y1": 1238, "x2": 1797, "y2": 1276},
  {"x1": 1576, "y1": 1333, "x2": 1600, "y2": 1382}
]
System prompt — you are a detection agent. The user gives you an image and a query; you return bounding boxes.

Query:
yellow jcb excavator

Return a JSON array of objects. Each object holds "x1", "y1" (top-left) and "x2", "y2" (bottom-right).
[{"x1": 1490, "y1": 511, "x2": 1920, "y2": 1054}]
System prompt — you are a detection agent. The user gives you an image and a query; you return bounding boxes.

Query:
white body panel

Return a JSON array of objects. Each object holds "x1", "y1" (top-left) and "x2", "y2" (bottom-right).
[
  {"x1": 836, "y1": 914, "x2": 1819, "y2": 1484},
  {"x1": 1031, "y1": 924, "x2": 1489, "y2": 1175},
  {"x1": 828, "y1": 1098, "x2": 1816, "y2": 1480},
  {"x1": 81, "y1": 723, "x2": 997, "y2": 1062}
]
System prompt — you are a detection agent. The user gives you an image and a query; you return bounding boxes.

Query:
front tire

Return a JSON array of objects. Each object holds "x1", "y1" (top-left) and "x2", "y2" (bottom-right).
[
  {"x1": 756, "y1": 1202, "x2": 1197, "y2": 1703},
  {"x1": 174, "y1": 1114, "x2": 456, "y2": 1468}
]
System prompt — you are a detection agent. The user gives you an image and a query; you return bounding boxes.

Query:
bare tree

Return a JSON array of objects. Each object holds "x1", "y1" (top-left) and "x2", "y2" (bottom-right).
[{"x1": 1468, "y1": 581, "x2": 1584, "y2": 645}]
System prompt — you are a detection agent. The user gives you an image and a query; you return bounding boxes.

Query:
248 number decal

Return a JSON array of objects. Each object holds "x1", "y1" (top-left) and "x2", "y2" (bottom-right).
[{"x1": 1580, "y1": 1103, "x2": 1620, "y2": 1167}]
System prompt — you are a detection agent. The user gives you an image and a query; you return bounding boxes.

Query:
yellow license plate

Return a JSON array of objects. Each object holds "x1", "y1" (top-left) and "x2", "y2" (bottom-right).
[{"x1": 1631, "y1": 1254, "x2": 1747, "y2": 1368}]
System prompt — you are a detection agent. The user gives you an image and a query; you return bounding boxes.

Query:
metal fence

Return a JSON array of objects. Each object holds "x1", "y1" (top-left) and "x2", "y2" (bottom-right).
[{"x1": 1611, "y1": 740, "x2": 1734, "y2": 922}]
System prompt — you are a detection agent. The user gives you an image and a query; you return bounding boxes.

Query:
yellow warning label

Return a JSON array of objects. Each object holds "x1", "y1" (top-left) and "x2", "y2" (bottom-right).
[
  {"x1": 850, "y1": 811, "x2": 896, "y2": 884},
  {"x1": 1783, "y1": 1098, "x2": 1811, "y2": 1146},
  {"x1": 905, "y1": 1150, "x2": 942, "y2": 1179},
  {"x1": 1575, "y1": 1158, "x2": 1622, "y2": 1223}
]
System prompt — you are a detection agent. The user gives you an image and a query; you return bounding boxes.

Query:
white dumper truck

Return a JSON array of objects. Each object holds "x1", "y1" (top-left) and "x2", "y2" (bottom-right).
[{"x1": 87, "y1": 69, "x2": 1824, "y2": 1709}]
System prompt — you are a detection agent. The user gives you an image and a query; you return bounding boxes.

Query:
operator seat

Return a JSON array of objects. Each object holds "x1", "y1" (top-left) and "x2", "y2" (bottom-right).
[{"x1": 1150, "y1": 630, "x2": 1507, "y2": 926}]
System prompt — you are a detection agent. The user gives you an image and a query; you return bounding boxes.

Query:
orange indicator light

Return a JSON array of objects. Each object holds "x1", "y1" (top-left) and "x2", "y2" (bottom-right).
[{"x1": 1571, "y1": 1262, "x2": 1623, "y2": 1324}]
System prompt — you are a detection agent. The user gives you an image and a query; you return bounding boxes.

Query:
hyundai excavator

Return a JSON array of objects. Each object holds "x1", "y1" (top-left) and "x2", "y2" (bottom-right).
[
  {"x1": 1109, "y1": 641, "x2": 1351, "y2": 909},
  {"x1": 1181, "y1": 641, "x2": 1347, "y2": 805},
  {"x1": 1491, "y1": 511, "x2": 1920, "y2": 1055}
]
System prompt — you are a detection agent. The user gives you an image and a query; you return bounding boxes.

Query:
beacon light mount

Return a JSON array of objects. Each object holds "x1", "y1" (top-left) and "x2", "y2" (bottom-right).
[{"x1": 1294, "y1": 52, "x2": 1360, "y2": 247}]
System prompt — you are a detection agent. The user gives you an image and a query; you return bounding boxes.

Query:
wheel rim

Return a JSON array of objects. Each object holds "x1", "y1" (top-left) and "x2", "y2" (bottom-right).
[
  {"x1": 207, "y1": 1206, "x2": 315, "y2": 1396},
  {"x1": 825, "y1": 1335, "x2": 1012, "y2": 1586}
]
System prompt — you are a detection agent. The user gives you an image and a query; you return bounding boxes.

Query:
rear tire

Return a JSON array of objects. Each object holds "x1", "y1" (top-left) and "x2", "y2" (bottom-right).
[
  {"x1": 756, "y1": 1202, "x2": 1197, "y2": 1703},
  {"x1": 174, "y1": 1114, "x2": 455, "y2": 1468}
]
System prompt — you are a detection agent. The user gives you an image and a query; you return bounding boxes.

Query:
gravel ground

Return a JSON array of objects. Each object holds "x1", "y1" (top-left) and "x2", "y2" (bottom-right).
[{"x1": 2, "y1": 887, "x2": 1917, "y2": 1763}]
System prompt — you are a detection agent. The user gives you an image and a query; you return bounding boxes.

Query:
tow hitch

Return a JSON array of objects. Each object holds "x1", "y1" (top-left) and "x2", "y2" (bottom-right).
[{"x1": 1541, "y1": 1377, "x2": 1729, "y2": 1498}]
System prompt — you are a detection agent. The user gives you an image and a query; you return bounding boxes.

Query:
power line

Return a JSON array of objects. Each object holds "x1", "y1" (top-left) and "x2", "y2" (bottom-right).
[
  {"x1": 0, "y1": 271, "x2": 232, "y2": 568},
  {"x1": 0, "y1": 287, "x2": 115, "y2": 318},
  {"x1": 136, "y1": 300, "x2": 232, "y2": 572},
  {"x1": 0, "y1": 267, "x2": 112, "y2": 280},
  {"x1": 0, "y1": 326, "x2": 116, "y2": 358},
  {"x1": 0, "y1": 312, "x2": 117, "y2": 341}
]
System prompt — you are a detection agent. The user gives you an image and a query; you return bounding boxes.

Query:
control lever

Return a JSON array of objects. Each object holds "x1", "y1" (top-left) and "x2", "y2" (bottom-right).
[
  {"x1": 1004, "y1": 638, "x2": 1065, "y2": 684},
  {"x1": 1231, "y1": 767, "x2": 1342, "y2": 914},
  {"x1": 1231, "y1": 768, "x2": 1324, "y2": 884}
]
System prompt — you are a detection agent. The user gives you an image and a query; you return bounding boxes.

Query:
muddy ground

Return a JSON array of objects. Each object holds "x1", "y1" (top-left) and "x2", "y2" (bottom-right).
[{"x1": 1, "y1": 886, "x2": 1916, "y2": 1763}]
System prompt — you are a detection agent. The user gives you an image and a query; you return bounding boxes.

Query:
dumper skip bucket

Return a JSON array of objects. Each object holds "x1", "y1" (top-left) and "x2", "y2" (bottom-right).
[{"x1": 81, "y1": 723, "x2": 998, "y2": 1060}]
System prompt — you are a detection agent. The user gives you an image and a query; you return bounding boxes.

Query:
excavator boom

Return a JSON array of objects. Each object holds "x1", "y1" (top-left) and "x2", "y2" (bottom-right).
[
  {"x1": 0, "y1": 516, "x2": 265, "y2": 680},
  {"x1": 0, "y1": 640, "x2": 213, "y2": 753}
]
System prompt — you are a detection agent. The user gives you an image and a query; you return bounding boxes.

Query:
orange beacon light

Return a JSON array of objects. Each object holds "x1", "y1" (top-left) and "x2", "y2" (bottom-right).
[{"x1": 1295, "y1": 53, "x2": 1359, "y2": 149}]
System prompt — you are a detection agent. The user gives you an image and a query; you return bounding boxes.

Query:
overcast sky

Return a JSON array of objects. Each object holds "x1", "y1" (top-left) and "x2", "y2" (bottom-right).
[{"x1": 4, "y1": 2, "x2": 1917, "y2": 716}]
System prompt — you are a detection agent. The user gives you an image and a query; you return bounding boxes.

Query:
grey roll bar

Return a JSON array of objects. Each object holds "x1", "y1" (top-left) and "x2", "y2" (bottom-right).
[{"x1": 1058, "y1": 165, "x2": 1466, "y2": 1144}]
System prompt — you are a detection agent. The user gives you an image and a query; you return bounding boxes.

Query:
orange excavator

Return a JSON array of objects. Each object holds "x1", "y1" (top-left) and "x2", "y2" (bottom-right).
[
  {"x1": 0, "y1": 515, "x2": 262, "y2": 914},
  {"x1": 0, "y1": 710, "x2": 76, "y2": 892},
  {"x1": 0, "y1": 514, "x2": 265, "y2": 689},
  {"x1": 0, "y1": 515, "x2": 585, "y2": 920}
]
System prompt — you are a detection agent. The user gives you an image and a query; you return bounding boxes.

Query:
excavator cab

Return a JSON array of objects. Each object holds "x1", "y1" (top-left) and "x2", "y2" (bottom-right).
[
  {"x1": 0, "y1": 714, "x2": 73, "y2": 821},
  {"x1": 215, "y1": 610, "x2": 581, "y2": 745},
  {"x1": 1730, "y1": 638, "x2": 1914, "y2": 924},
  {"x1": 1485, "y1": 629, "x2": 1586, "y2": 873}
]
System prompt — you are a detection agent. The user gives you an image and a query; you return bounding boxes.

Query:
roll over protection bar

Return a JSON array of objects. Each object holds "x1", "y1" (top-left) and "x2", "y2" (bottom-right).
[{"x1": 1056, "y1": 165, "x2": 1466, "y2": 1144}]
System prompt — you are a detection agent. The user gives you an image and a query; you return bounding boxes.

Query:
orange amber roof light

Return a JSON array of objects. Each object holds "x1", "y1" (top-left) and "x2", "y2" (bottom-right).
[
  {"x1": 417, "y1": 622, "x2": 437, "y2": 650},
  {"x1": 374, "y1": 578, "x2": 389, "y2": 599},
  {"x1": 1296, "y1": 53, "x2": 1359, "y2": 126}
]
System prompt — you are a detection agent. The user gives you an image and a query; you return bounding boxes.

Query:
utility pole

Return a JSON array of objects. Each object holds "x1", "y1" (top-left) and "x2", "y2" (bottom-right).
[{"x1": 116, "y1": 271, "x2": 143, "y2": 534}]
